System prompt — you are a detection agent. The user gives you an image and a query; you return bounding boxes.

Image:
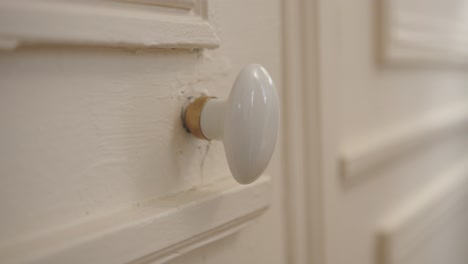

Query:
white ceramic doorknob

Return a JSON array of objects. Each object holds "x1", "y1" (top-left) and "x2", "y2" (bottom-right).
[{"x1": 182, "y1": 64, "x2": 279, "y2": 184}]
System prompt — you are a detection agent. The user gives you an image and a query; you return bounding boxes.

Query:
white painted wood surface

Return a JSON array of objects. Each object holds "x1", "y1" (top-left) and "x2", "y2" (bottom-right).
[
  {"x1": 0, "y1": 0, "x2": 285, "y2": 263},
  {"x1": 314, "y1": 0, "x2": 468, "y2": 263},
  {"x1": 380, "y1": 0, "x2": 468, "y2": 64},
  {"x1": 281, "y1": 0, "x2": 323, "y2": 263},
  {"x1": 341, "y1": 102, "x2": 468, "y2": 180},
  {"x1": 3, "y1": 0, "x2": 468, "y2": 263},
  {"x1": 0, "y1": 177, "x2": 271, "y2": 264},
  {"x1": 0, "y1": 0, "x2": 219, "y2": 50},
  {"x1": 378, "y1": 159, "x2": 468, "y2": 264}
]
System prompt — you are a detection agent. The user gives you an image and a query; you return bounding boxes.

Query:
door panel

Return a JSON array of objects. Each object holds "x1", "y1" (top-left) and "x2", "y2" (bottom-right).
[
  {"x1": 318, "y1": 0, "x2": 468, "y2": 264},
  {"x1": 3, "y1": 0, "x2": 466, "y2": 263},
  {"x1": 0, "y1": 0, "x2": 285, "y2": 263}
]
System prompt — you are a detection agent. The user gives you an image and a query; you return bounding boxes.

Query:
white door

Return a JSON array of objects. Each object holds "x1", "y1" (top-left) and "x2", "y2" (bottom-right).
[
  {"x1": 282, "y1": 0, "x2": 468, "y2": 264},
  {"x1": 2, "y1": 0, "x2": 468, "y2": 264},
  {"x1": 0, "y1": 1, "x2": 286, "y2": 263}
]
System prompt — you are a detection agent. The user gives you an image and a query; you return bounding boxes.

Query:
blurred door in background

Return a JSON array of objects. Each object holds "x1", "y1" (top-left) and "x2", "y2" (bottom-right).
[{"x1": 283, "y1": 0, "x2": 468, "y2": 263}]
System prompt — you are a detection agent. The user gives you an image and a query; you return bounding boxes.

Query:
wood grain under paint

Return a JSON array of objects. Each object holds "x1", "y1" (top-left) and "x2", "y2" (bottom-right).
[
  {"x1": 0, "y1": 47, "x2": 231, "y2": 247},
  {"x1": 0, "y1": 177, "x2": 271, "y2": 264}
]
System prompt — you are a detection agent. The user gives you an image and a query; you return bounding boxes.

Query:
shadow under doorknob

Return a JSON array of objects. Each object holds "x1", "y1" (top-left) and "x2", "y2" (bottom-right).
[{"x1": 182, "y1": 64, "x2": 279, "y2": 184}]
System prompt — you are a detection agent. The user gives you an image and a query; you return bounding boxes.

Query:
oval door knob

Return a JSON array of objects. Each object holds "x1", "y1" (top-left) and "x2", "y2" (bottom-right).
[{"x1": 182, "y1": 64, "x2": 279, "y2": 184}]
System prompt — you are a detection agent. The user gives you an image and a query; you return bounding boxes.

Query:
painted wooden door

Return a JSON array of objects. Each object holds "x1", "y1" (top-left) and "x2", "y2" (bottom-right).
[
  {"x1": 282, "y1": 0, "x2": 468, "y2": 263},
  {"x1": 0, "y1": 1, "x2": 286, "y2": 263},
  {"x1": 3, "y1": 0, "x2": 468, "y2": 263}
]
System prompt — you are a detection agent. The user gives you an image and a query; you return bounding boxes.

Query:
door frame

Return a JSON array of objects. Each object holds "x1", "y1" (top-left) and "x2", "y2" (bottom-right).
[{"x1": 281, "y1": 0, "x2": 324, "y2": 263}]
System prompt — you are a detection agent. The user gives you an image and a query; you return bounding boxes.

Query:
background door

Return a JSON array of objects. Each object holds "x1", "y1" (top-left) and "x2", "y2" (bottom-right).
[
  {"x1": 0, "y1": 0, "x2": 286, "y2": 263},
  {"x1": 282, "y1": 0, "x2": 468, "y2": 263}
]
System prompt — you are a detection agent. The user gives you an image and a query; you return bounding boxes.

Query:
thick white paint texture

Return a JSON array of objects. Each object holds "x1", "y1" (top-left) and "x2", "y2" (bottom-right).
[
  {"x1": 0, "y1": 0, "x2": 284, "y2": 263},
  {"x1": 0, "y1": 48, "x2": 223, "y2": 244}
]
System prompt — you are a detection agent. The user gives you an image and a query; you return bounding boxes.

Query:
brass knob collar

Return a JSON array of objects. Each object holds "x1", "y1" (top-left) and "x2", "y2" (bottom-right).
[{"x1": 182, "y1": 96, "x2": 215, "y2": 140}]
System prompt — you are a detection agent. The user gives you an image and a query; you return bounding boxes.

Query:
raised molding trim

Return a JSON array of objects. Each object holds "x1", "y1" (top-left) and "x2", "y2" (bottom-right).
[
  {"x1": 377, "y1": 159, "x2": 468, "y2": 264},
  {"x1": 380, "y1": 0, "x2": 468, "y2": 64},
  {"x1": 282, "y1": 0, "x2": 323, "y2": 263},
  {"x1": 0, "y1": 0, "x2": 219, "y2": 50},
  {"x1": 123, "y1": 0, "x2": 196, "y2": 10},
  {"x1": 0, "y1": 176, "x2": 270, "y2": 264},
  {"x1": 340, "y1": 103, "x2": 468, "y2": 180}
]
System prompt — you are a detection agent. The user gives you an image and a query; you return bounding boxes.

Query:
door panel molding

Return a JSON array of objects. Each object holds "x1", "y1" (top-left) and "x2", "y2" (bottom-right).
[
  {"x1": 282, "y1": 0, "x2": 323, "y2": 263},
  {"x1": 0, "y1": 177, "x2": 270, "y2": 264},
  {"x1": 0, "y1": 0, "x2": 219, "y2": 50},
  {"x1": 340, "y1": 103, "x2": 468, "y2": 181},
  {"x1": 380, "y1": 0, "x2": 468, "y2": 64},
  {"x1": 377, "y1": 159, "x2": 468, "y2": 264}
]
